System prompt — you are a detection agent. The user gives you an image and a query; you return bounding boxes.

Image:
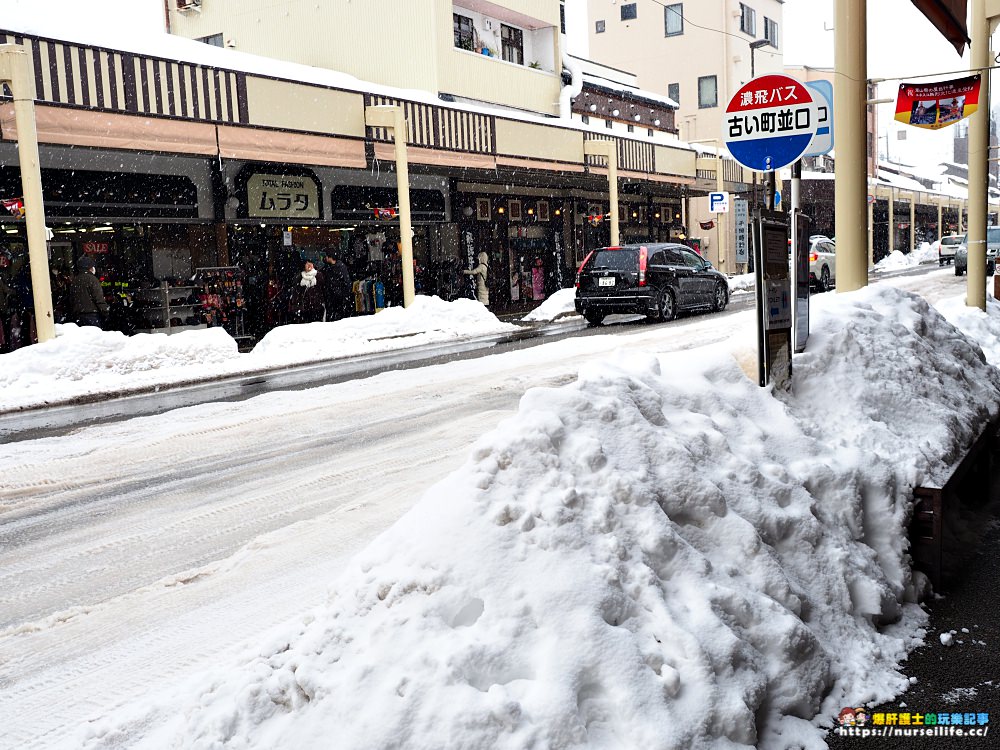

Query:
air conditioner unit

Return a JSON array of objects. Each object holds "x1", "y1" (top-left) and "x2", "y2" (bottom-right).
[{"x1": 483, "y1": 17, "x2": 498, "y2": 32}]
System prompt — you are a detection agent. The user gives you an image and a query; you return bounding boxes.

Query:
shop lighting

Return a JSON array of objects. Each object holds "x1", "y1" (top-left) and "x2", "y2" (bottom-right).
[
  {"x1": 91, "y1": 226, "x2": 113, "y2": 232},
  {"x1": 554, "y1": 209, "x2": 561, "y2": 216},
  {"x1": 5, "y1": 229, "x2": 17, "y2": 234},
  {"x1": 498, "y1": 206, "x2": 505, "y2": 214},
  {"x1": 527, "y1": 208, "x2": 535, "y2": 216}
]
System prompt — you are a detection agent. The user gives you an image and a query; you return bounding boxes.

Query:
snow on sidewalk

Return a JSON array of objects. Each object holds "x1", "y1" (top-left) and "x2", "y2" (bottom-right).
[{"x1": 76, "y1": 286, "x2": 1000, "y2": 750}]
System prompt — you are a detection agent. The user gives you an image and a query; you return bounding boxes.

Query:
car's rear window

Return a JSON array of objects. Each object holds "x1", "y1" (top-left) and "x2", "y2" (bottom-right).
[
  {"x1": 942, "y1": 236, "x2": 963, "y2": 246},
  {"x1": 989, "y1": 228, "x2": 1000, "y2": 244},
  {"x1": 589, "y1": 249, "x2": 638, "y2": 273}
]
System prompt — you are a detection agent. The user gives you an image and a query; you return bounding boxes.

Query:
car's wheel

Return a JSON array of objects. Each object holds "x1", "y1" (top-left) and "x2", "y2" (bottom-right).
[
  {"x1": 955, "y1": 264, "x2": 964, "y2": 276},
  {"x1": 712, "y1": 281, "x2": 728, "y2": 312},
  {"x1": 660, "y1": 288, "x2": 677, "y2": 321},
  {"x1": 820, "y1": 266, "x2": 831, "y2": 292},
  {"x1": 584, "y1": 309, "x2": 604, "y2": 326},
  {"x1": 939, "y1": 257, "x2": 945, "y2": 266}
]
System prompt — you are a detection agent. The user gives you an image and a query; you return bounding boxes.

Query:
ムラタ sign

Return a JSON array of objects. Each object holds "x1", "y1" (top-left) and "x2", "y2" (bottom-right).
[{"x1": 724, "y1": 74, "x2": 820, "y2": 172}]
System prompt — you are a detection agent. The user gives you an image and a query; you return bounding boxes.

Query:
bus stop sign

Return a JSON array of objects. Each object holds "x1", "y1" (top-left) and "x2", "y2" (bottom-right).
[{"x1": 724, "y1": 74, "x2": 819, "y2": 172}]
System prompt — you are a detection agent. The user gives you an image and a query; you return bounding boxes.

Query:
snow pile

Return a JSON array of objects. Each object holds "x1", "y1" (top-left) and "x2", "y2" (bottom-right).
[
  {"x1": 80, "y1": 285, "x2": 1000, "y2": 750},
  {"x1": 0, "y1": 324, "x2": 239, "y2": 405},
  {"x1": 935, "y1": 294, "x2": 1000, "y2": 366},
  {"x1": 727, "y1": 272, "x2": 756, "y2": 294},
  {"x1": 521, "y1": 288, "x2": 577, "y2": 322},
  {"x1": 249, "y1": 296, "x2": 517, "y2": 364},
  {"x1": 876, "y1": 244, "x2": 938, "y2": 271},
  {"x1": 0, "y1": 297, "x2": 517, "y2": 411}
]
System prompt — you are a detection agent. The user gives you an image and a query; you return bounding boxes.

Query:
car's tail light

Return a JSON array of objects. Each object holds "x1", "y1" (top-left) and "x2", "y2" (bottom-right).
[
  {"x1": 809, "y1": 251, "x2": 818, "y2": 263},
  {"x1": 638, "y1": 246, "x2": 648, "y2": 287},
  {"x1": 575, "y1": 250, "x2": 595, "y2": 288}
]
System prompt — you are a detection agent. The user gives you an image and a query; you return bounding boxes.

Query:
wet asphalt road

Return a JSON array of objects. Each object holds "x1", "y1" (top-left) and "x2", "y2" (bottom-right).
[{"x1": 826, "y1": 522, "x2": 1000, "y2": 748}]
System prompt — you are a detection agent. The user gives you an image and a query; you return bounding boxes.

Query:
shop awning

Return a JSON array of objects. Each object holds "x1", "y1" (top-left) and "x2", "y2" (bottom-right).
[{"x1": 910, "y1": 0, "x2": 970, "y2": 55}]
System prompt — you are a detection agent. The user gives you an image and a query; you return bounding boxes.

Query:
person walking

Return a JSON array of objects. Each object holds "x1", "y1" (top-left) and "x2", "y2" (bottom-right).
[
  {"x1": 463, "y1": 251, "x2": 490, "y2": 306},
  {"x1": 322, "y1": 250, "x2": 352, "y2": 321},
  {"x1": 297, "y1": 259, "x2": 325, "y2": 323},
  {"x1": 69, "y1": 255, "x2": 108, "y2": 328}
]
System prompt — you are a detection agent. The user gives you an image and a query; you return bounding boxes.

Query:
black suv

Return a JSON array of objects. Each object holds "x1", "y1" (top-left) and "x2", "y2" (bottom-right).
[{"x1": 574, "y1": 243, "x2": 729, "y2": 325}]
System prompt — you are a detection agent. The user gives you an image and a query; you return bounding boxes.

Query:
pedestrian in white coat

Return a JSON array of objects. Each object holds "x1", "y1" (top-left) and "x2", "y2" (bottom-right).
[{"x1": 463, "y1": 251, "x2": 490, "y2": 306}]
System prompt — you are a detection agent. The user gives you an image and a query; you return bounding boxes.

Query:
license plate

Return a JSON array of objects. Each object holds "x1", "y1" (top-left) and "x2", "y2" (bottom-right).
[{"x1": 598, "y1": 277, "x2": 615, "y2": 287}]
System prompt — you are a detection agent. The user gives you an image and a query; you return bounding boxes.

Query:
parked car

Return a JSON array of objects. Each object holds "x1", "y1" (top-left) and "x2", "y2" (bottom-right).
[
  {"x1": 954, "y1": 227, "x2": 1000, "y2": 276},
  {"x1": 932, "y1": 234, "x2": 964, "y2": 265},
  {"x1": 807, "y1": 235, "x2": 836, "y2": 292},
  {"x1": 574, "y1": 243, "x2": 729, "y2": 325}
]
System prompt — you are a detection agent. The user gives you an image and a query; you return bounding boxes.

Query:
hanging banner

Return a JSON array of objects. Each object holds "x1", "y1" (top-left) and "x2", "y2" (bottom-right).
[
  {"x1": 699, "y1": 219, "x2": 716, "y2": 230},
  {"x1": 1, "y1": 197, "x2": 25, "y2": 218},
  {"x1": 894, "y1": 75, "x2": 980, "y2": 130}
]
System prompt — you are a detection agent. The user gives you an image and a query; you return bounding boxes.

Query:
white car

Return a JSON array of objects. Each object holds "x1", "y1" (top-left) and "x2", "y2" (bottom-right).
[
  {"x1": 931, "y1": 234, "x2": 963, "y2": 266},
  {"x1": 807, "y1": 236, "x2": 836, "y2": 292}
]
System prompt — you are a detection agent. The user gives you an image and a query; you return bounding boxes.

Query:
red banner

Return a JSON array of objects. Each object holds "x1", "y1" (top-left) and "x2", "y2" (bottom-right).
[
  {"x1": 372, "y1": 207, "x2": 397, "y2": 220},
  {"x1": 699, "y1": 219, "x2": 716, "y2": 230},
  {"x1": 894, "y1": 75, "x2": 980, "y2": 130},
  {"x1": 1, "y1": 197, "x2": 24, "y2": 218}
]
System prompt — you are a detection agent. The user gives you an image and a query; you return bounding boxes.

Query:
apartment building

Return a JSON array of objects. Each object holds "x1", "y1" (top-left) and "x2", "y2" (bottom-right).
[
  {"x1": 573, "y1": 0, "x2": 785, "y2": 143},
  {"x1": 168, "y1": 0, "x2": 563, "y2": 116}
]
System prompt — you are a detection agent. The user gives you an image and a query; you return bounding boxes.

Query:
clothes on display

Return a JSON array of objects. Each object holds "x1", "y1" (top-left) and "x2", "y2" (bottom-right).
[{"x1": 194, "y1": 266, "x2": 250, "y2": 342}]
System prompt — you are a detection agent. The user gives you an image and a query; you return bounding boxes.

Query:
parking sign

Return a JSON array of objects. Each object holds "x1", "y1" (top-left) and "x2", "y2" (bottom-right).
[
  {"x1": 724, "y1": 74, "x2": 820, "y2": 172},
  {"x1": 709, "y1": 191, "x2": 730, "y2": 213}
]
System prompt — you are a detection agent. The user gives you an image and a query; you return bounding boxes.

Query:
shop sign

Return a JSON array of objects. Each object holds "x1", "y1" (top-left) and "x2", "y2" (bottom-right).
[
  {"x1": 82, "y1": 241, "x2": 110, "y2": 255},
  {"x1": 894, "y1": 75, "x2": 980, "y2": 130},
  {"x1": 734, "y1": 198, "x2": 749, "y2": 264},
  {"x1": 372, "y1": 206, "x2": 398, "y2": 220},
  {"x1": 247, "y1": 173, "x2": 319, "y2": 219}
]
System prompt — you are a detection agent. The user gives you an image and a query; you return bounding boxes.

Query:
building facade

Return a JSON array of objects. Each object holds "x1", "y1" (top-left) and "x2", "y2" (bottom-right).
[
  {"x1": 0, "y1": 15, "x2": 745, "y2": 351},
  {"x1": 167, "y1": 0, "x2": 563, "y2": 116}
]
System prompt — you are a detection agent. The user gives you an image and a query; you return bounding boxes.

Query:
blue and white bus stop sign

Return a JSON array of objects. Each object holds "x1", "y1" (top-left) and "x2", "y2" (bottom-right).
[{"x1": 723, "y1": 74, "x2": 820, "y2": 172}]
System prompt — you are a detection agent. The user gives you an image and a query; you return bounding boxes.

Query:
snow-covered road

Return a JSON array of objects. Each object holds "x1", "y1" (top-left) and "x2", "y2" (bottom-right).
[{"x1": 0, "y1": 268, "x2": 969, "y2": 747}]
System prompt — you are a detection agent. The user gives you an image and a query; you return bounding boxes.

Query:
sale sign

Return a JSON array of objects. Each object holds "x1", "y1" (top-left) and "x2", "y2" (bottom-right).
[{"x1": 894, "y1": 75, "x2": 980, "y2": 130}]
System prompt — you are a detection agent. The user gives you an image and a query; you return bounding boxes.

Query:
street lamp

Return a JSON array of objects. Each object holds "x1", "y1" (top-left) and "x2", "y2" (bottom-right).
[{"x1": 749, "y1": 39, "x2": 769, "y2": 78}]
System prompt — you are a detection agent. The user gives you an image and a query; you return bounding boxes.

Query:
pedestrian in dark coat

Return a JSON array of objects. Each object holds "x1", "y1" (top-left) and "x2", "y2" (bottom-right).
[
  {"x1": 297, "y1": 260, "x2": 325, "y2": 323},
  {"x1": 322, "y1": 251, "x2": 352, "y2": 321},
  {"x1": 69, "y1": 256, "x2": 108, "y2": 328}
]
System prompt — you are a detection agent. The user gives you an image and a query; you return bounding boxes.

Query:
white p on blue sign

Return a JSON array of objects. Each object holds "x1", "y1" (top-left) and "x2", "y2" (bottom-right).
[{"x1": 709, "y1": 191, "x2": 730, "y2": 213}]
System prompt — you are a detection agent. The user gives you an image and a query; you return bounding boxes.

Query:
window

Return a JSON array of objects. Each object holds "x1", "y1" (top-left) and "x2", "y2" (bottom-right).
[
  {"x1": 621, "y1": 3, "x2": 637, "y2": 21},
  {"x1": 664, "y1": 4, "x2": 683, "y2": 36},
  {"x1": 605, "y1": 119, "x2": 613, "y2": 129},
  {"x1": 698, "y1": 75, "x2": 718, "y2": 108},
  {"x1": 453, "y1": 14, "x2": 474, "y2": 51},
  {"x1": 648, "y1": 128, "x2": 654, "y2": 137},
  {"x1": 582, "y1": 115, "x2": 590, "y2": 124},
  {"x1": 667, "y1": 82, "x2": 680, "y2": 105},
  {"x1": 764, "y1": 17, "x2": 779, "y2": 47},
  {"x1": 627, "y1": 124, "x2": 635, "y2": 133},
  {"x1": 197, "y1": 33, "x2": 224, "y2": 47},
  {"x1": 740, "y1": 3, "x2": 756, "y2": 36},
  {"x1": 560, "y1": 1, "x2": 566, "y2": 34},
  {"x1": 596, "y1": 19, "x2": 606, "y2": 33},
  {"x1": 501, "y1": 24, "x2": 524, "y2": 65},
  {"x1": 680, "y1": 249, "x2": 704, "y2": 268}
]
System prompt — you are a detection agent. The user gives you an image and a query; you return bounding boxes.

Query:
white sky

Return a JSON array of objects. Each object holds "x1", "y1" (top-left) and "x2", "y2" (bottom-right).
[{"x1": 4, "y1": 271, "x2": 1000, "y2": 748}]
